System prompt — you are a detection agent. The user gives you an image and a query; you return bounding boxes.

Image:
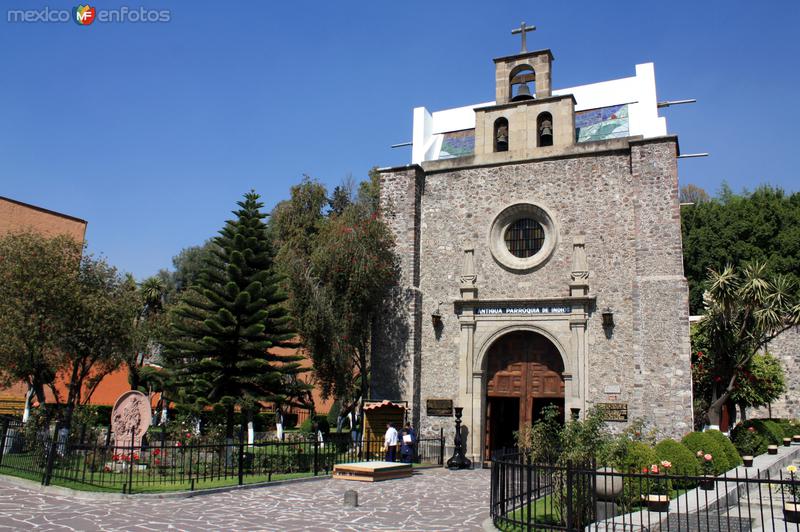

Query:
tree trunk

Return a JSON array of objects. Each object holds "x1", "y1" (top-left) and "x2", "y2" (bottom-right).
[
  {"x1": 705, "y1": 374, "x2": 737, "y2": 429},
  {"x1": 738, "y1": 403, "x2": 747, "y2": 422},
  {"x1": 128, "y1": 361, "x2": 140, "y2": 391}
]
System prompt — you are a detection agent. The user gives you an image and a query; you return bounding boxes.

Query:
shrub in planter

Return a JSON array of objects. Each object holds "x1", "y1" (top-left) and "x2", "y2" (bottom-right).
[
  {"x1": 612, "y1": 440, "x2": 658, "y2": 510},
  {"x1": 704, "y1": 429, "x2": 742, "y2": 467},
  {"x1": 731, "y1": 424, "x2": 767, "y2": 457},
  {"x1": 655, "y1": 439, "x2": 699, "y2": 488},
  {"x1": 681, "y1": 432, "x2": 730, "y2": 474}
]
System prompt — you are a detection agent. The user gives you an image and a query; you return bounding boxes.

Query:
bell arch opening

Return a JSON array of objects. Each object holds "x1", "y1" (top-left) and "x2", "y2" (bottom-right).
[
  {"x1": 494, "y1": 117, "x2": 509, "y2": 152},
  {"x1": 509, "y1": 64, "x2": 536, "y2": 102},
  {"x1": 537, "y1": 111, "x2": 553, "y2": 147},
  {"x1": 483, "y1": 330, "x2": 565, "y2": 458}
]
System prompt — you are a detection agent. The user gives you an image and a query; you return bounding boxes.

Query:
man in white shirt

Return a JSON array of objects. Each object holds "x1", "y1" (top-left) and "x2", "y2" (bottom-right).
[{"x1": 384, "y1": 422, "x2": 398, "y2": 462}]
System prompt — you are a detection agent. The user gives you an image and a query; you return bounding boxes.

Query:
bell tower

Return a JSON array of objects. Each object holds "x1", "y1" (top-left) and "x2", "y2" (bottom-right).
[{"x1": 473, "y1": 23, "x2": 575, "y2": 158}]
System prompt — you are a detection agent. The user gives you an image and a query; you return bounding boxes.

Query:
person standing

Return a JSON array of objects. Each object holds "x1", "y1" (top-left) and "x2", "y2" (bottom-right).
[
  {"x1": 399, "y1": 422, "x2": 416, "y2": 464},
  {"x1": 384, "y1": 422, "x2": 398, "y2": 462}
]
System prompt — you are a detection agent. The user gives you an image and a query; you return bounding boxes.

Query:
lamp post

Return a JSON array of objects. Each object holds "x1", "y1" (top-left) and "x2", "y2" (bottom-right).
[{"x1": 446, "y1": 407, "x2": 472, "y2": 470}]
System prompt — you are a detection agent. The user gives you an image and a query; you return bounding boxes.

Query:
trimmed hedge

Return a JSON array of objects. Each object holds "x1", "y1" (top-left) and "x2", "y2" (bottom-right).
[
  {"x1": 614, "y1": 440, "x2": 658, "y2": 473},
  {"x1": 777, "y1": 419, "x2": 800, "y2": 438},
  {"x1": 654, "y1": 439, "x2": 699, "y2": 488},
  {"x1": 613, "y1": 441, "x2": 658, "y2": 510},
  {"x1": 743, "y1": 419, "x2": 784, "y2": 445},
  {"x1": 681, "y1": 431, "x2": 731, "y2": 474},
  {"x1": 704, "y1": 429, "x2": 742, "y2": 467}
]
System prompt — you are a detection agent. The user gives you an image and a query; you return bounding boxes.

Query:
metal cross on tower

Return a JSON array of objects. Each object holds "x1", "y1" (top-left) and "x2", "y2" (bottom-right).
[{"x1": 511, "y1": 21, "x2": 536, "y2": 53}]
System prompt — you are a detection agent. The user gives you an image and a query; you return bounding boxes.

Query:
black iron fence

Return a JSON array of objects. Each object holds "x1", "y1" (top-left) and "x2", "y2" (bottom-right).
[
  {"x1": 0, "y1": 420, "x2": 444, "y2": 493},
  {"x1": 491, "y1": 452, "x2": 800, "y2": 531}
]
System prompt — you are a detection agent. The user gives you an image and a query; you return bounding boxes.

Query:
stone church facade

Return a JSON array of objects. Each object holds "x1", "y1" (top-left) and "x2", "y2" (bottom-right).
[{"x1": 373, "y1": 41, "x2": 693, "y2": 463}]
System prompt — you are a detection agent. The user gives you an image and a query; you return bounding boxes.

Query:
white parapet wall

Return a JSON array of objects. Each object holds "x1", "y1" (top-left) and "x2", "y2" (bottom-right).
[{"x1": 410, "y1": 62, "x2": 668, "y2": 164}]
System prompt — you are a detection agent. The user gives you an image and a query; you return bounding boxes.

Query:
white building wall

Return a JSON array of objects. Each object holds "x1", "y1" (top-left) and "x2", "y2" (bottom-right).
[{"x1": 411, "y1": 63, "x2": 668, "y2": 164}]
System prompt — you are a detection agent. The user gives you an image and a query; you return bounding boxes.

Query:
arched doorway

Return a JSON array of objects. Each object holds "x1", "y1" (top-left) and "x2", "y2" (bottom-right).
[{"x1": 484, "y1": 330, "x2": 565, "y2": 458}]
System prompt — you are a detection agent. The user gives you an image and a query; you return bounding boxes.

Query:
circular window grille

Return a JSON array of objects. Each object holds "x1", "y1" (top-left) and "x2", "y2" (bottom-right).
[
  {"x1": 504, "y1": 218, "x2": 545, "y2": 258},
  {"x1": 489, "y1": 203, "x2": 558, "y2": 271}
]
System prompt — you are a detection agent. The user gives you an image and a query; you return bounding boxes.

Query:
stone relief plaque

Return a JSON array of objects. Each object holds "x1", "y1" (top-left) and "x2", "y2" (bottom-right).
[
  {"x1": 597, "y1": 402, "x2": 628, "y2": 422},
  {"x1": 111, "y1": 390, "x2": 152, "y2": 448},
  {"x1": 426, "y1": 399, "x2": 453, "y2": 417}
]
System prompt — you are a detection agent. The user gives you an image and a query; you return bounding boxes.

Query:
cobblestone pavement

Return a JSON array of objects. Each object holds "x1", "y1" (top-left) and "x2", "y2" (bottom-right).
[{"x1": 0, "y1": 467, "x2": 491, "y2": 531}]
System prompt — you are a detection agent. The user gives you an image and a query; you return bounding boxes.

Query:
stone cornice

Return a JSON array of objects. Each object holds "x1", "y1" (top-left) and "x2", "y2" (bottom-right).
[{"x1": 453, "y1": 295, "x2": 596, "y2": 308}]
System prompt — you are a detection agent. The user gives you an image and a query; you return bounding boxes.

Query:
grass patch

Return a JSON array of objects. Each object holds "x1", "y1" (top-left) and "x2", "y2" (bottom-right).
[{"x1": 495, "y1": 495, "x2": 560, "y2": 532}]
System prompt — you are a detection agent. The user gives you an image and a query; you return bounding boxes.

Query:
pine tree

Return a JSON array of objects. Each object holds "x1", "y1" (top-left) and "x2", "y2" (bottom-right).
[{"x1": 163, "y1": 191, "x2": 307, "y2": 439}]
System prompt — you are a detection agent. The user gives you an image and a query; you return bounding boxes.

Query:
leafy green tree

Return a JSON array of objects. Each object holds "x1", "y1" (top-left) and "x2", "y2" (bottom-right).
[
  {"x1": 270, "y1": 173, "x2": 398, "y2": 425},
  {"x1": 696, "y1": 261, "x2": 799, "y2": 427},
  {"x1": 57, "y1": 256, "x2": 139, "y2": 431},
  {"x1": 127, "y1": 275, "x2": 172, "y2": 391},
  {"x1": 0, "y1": 231, "x2": 83, "y2": 420},
  {"x1": 304, "y1": 206, "x2": 398, "y2": 421},
  {"x1": 681, "y1": 185, "x2": 800, "y2": 313},
  {"x1": 356, "y1": 167, "x2": 382, "y2": 215},
  {"x1": 163, "y1": 191, "x2": 308, "y2": 440},
  {"x1": 172, "y1": 240, "x2": 218, "y2": 293},
  {"x1": 679, "y1": 184, "x2": 710, "y2": 205}
]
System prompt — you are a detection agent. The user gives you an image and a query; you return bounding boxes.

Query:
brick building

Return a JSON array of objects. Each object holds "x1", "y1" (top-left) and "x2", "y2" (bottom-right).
[{"x1": 373, "y1": 34, "x2": 693, "y2": 463}]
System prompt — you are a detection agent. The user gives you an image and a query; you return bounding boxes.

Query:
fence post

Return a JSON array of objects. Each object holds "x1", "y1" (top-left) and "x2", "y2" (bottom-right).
[
  {"x1": 0, "y1": 419, "x2": 8, "y2": 468},
  {"x1": 238, "y1": 425, "x2": 244, "y2": 486},
  {"x1": 127, "y1": 428, "x2": 135, "y2": 494},
  {"x1": 313, "y1": 435, "x2": 319, "y2": 476},
  {"x1": 439, "y1": 428, "x2": 445, "y2": 466},
  {"x1": 565, "y1": 461, "x2": 574, "y2": 531}
]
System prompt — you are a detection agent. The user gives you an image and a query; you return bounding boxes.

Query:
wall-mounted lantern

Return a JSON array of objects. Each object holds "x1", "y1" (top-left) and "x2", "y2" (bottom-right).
[
  {"x1": 431, "y1": 302, "x2": 443, "y2": 328},
  {"x1": 601, "y1": 307, "x2": 615, "y2": 329}
]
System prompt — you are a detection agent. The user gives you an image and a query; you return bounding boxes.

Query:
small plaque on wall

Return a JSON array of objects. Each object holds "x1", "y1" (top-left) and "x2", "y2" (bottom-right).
[
  {"x1": 597, "y1": 402, "x2": 628, "y2": 422},
  {"x1": 426, "y1": 399, "x2": 453, "y2": 417}
]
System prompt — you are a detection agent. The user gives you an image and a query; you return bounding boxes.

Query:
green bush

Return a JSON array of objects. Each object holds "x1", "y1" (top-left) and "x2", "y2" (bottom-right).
[
  {"x1": 704, "y1": 429, "x2": 742, "y2": 467},
  {"x1": 731, "y1": 424, "x2": 767, "y2": 456},
  {"x1": 611, "y1": 440, "x2": 658, "y2": 510},
  {"x1": 681, "y1": 432, "x2": 730, "y2": 474},
  {"x1": 743, "y1": 419, "x2": 784, "y2": 445},
  {"x1": 777, "y1": 419, "x2": 800, "y2": 438},
  {"x1": 299, "y1": 415, "x2": 330, "y2": 435},
  {"x1": 655, "y1": 439, "x2": 699, "y2": 487}
]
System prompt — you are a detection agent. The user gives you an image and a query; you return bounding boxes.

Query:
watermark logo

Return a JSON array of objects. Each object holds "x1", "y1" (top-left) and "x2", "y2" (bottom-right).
[
  {"x1": 73, "y1": 5, "x2": 95, "y2": 25},
  {"x1": 7, "y1": 5, "x2": 171, "y2": 24}
]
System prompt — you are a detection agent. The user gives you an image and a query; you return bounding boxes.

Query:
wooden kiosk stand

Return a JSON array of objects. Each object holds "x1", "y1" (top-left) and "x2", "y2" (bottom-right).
[{"x1": 332, "y1": 400, "x2": 411, "y2": 482}]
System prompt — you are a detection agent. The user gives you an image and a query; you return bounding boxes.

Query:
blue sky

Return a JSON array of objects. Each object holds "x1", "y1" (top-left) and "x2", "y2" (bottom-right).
[{"x1": 2, "y1": 1, "x2": 798, "y2": 280}]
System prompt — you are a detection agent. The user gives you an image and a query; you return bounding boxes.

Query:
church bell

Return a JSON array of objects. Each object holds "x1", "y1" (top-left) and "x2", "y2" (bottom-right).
[
  {"x1": 495, "y1": 125, "x2": 508, "y2": 152},
  {"x1": 539, "y1": 119, "x2": 553, "y2": 146},
  {"x1": 511, "y1": 82, "x2": 534, "y2": 102}
]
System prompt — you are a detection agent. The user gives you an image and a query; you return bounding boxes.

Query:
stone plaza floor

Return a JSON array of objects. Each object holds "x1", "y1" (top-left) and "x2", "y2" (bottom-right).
[{"x1": 0, "y1": 467, "x2": 491, "y2": 531}]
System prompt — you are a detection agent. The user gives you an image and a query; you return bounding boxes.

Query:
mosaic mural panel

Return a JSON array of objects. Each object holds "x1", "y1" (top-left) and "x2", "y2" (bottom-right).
[
  {"x1": 438, "y1": 129, "x2": 475, "y2": 159},
  {"x1": 575, "y1": 104, "x2": 629, "y2": 142}
]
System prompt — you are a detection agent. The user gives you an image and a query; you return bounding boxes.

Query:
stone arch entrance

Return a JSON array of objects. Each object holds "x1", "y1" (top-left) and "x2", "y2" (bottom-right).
[{"x1": 484, "y1": 330, "x2": 565, "y2": 458}]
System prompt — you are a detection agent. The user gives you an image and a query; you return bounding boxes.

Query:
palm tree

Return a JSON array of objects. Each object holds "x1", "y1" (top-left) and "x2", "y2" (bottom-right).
[
  {"x1": 698, "y1": 261, "x2": 800, "y2": 427},
  {"x1": 127, "y1": 276, "x2": 168, "y2": 390}
]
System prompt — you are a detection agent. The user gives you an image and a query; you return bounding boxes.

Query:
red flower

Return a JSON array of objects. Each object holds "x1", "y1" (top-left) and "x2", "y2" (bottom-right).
[
  {"x1": 154, "y1": 458, "x2": 161, "y2": 465},
  {"x1": 748, "y1": 426, "x2": 756, "y2": 432},
  {"x1": 176, "y1": 442, "x2": 182, "y2": 447},
  {"x1": 153, "y1": 449, "x2": 161, "y2": 456}
]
